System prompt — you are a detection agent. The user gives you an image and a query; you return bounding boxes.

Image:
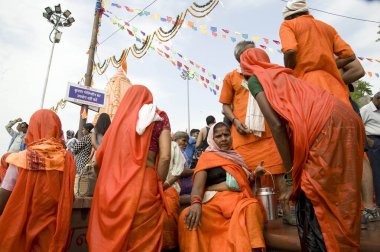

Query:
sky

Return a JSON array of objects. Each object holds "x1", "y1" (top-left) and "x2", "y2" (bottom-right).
[{"x1": 0, "y1": 0, "x2": 379, "y2": 151}]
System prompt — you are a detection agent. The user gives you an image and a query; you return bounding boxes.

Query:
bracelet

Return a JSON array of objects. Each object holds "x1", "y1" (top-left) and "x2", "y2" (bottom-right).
[{"x1": 191, "y1": 195, "x2": 202, "y2": 205}]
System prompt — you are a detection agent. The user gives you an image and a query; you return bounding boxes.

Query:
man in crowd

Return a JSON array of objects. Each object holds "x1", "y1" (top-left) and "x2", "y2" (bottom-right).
[
  {"x1": 361, "y1": 92, "x2": 380, "y2": 217},
  {"x1": 279, "y1": 0, "x2": 358, "y2": 106},
  {"x1": 5, "y1": 118, "x2": 28, "y2": 153},
  {"x1": 196, "y1": 115, "x2": 215, "y2": 152},
  {"x1": 219, "y1": 41, "x2": 291, "y2": 224},
  {"x1": 185, "y1": 129, "x2": 199, "y2": 168}
]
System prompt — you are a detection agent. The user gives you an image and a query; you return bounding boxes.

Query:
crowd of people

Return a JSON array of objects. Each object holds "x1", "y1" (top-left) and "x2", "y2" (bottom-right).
[{"x1": 0, "y1": 0, "x2": 379, "y2": 251}]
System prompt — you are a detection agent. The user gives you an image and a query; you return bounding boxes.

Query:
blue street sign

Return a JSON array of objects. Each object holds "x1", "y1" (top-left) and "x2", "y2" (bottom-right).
[{"x1": 65, "y1": 83, "x2": 105, "y2": 108}]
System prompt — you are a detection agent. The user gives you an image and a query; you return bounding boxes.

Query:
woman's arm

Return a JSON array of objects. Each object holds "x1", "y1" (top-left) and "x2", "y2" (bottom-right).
[
  {"x1": 91, "y1": 132, "x2": 98, "y2": 150},
  {"x1": 185, "y1": 170, "x2": 207, "y2": 230},
  {"x1": 157, "y1": 129, "x2": 171, "y2": 181},
  {"x1": 255, "y1": 92, "x2": 293, "y2": 172}
]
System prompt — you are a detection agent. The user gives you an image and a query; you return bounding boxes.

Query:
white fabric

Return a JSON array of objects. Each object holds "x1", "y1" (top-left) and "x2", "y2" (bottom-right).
[
  {"x1": 136, "y1": 104, "x2": 162, "y2": 135},
  {"x1": 241, "y1": 79, "x2": 265, "y2": 137},
  {"x1": 360, "y1": 101, "x2": 380, "y2": 136},
  {"x1": 1, "y1": 165, "x2": 19, "y2": 191},
  {"x1": 202, "y1": 190, "x2": 218, "y2": 203},
  {"x1": 166, "y1": 142, "x2": 186, "y2": 193},
  {"x1": 282, "y1": 0, "x2": 309, "y2": 18}
]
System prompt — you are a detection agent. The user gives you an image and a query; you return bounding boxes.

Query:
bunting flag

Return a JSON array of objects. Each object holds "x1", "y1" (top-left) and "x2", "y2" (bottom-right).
[
  {"x1": 95, "y1": 0, "x2": 220, "y2": 73},
  {"x1": 101, "y1": 14, "x2": 221, "y2": 96},
  {"x1": 107, "y1": 4, "x2": 380, "y2": 64}
]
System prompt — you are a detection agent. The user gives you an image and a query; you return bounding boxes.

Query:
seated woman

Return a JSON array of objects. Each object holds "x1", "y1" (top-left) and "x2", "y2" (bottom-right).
[
  {"x1": 240, "y1": 48, "x2": 364, "y2": 251},
  {"x1": 87, "y1": 85, "x2": 172, "y2": 252},
  {"x1": 179, "y1": 122, "x2": 266, "y2": 252},
  {"x1": 173, "y1": 132, "x2": 195, "y2": 207},
  {"x1": 0, "y1": 109, "x2": 75, "y2": 251}
]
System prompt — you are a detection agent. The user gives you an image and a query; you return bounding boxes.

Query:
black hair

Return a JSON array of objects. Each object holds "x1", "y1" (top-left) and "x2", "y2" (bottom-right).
[
  {"x1": 190, "y1": 129, "x2": 200, "y2": 135},
  {"x1": 206, "y1": 115, "x2": 216, "y2": 125},
  {"x1": 22, "y1": 122, "x2": 28, "y2": 129},
  {"x1": 284, "y1": 11, "x2": 309, "y2": 20},
  {"x1": 95, "y1": 113, "x2": 111, "y2": 136},
  {"x1": 213, "y1": 122, "x2": 230, "y2": 132},
  {"x1": 83, "y1": 123, "x2": 94, "y2": 132}
]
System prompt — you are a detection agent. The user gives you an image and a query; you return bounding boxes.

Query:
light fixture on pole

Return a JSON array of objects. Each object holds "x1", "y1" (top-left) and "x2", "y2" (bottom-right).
[
  {"x1": 40, "y1": 4, "x2": 75, "y2": 109},
  {"x1": 180, "y1": 70, "x2": 195, "y2": 133}
]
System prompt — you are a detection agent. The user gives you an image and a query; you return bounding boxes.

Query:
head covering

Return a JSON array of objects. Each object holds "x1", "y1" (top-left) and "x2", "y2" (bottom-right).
[
  {"x1": 25, "y1": 109, "x2": 63, "y2": 145},
  {"x1": 206, "y1": 122, "x2": 250, "y2": 175},
  {"x1": 282, "y1": 0, "x2": 309, "y2": 18},
  {"x1": 240, "y1": 48, "x2": 335, "y2": 196}
]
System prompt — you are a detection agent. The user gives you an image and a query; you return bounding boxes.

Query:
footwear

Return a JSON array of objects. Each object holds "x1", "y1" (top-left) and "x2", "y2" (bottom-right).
[
  {"x1": 363, "y1": 208, "x2": 380, "y2": 222},
  {"x1": 361, "y1": 214, "x2": 368, "y2": 230}
]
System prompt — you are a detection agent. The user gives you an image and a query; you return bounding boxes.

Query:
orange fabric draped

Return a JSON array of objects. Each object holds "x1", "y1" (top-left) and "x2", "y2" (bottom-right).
[
  {"x1": 163, "y1": 186, "x2": 180, "y2": 250},
  {"x1": 240, "y1": 48, "x2": 364, "y2": 251},
  {"x1": 179, "y1": 152, "x2": 266, "y2": 252},
  {"x1": 0, "y1": 109, "x2": 75, "y2": 252},
  {"x1": 87, "y1": 85, "x2": 165, "y2": 252},
  {"x1": 279, "y1": 15, "x2": 354, "y2": 105},
  {"x1": 0, "y1": 152, "x2": 11, "y2": 184},
  {"x1": 220, "y1": 70, "x2": 285, "y2": 174}
]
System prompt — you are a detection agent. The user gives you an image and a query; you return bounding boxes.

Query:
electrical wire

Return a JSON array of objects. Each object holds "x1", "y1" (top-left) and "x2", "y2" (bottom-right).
[
  {"x1": 280, "y1": 0, "x2": 380, "y2": 24},
  {"x1": 98, "y1": 0, "x2": 159, "y2": 46}
]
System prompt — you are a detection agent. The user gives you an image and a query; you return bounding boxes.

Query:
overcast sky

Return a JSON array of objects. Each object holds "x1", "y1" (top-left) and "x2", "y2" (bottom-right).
[{"x1": 0, "y1": 0, "x2": 379, "y2": 151}]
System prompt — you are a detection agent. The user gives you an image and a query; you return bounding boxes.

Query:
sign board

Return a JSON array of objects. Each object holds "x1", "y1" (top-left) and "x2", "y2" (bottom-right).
[{"x1": 66, "y1": 83, "x2": 105, "y2": 108}]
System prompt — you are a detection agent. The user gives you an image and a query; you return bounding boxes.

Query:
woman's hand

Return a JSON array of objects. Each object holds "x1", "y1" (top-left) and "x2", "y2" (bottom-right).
[
  {"x1": 279, "y1": 183, "x2": 293, "y2": 206},
  {"x1": 184, "y1": 203, "x2": 202, "y2": 230}
]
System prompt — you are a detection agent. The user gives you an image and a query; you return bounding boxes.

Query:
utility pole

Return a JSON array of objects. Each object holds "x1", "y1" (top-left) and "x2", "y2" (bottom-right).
[{"x1": 78, "y1": 0, "x2": 103, "y2": 138}]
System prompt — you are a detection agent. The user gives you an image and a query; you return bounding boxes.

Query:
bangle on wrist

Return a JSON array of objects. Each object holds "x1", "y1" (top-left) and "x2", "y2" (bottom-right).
[{"x1": 191, "y1": 195, "x2": 202, "y2": 205}]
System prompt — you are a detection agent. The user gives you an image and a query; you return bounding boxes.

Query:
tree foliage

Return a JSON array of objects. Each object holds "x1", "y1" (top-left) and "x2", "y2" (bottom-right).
[{"x1": 350, "y1": 80, "x2": 373, "y2": 104}]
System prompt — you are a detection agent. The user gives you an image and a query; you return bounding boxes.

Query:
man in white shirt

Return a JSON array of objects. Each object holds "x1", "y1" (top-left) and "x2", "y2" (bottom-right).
[
  {"x1": 361, "y1": 92, "x2": 380, "y2": 208},
  {"x1": 5, "y1": 118, "x2": 28, "y2": 153}
]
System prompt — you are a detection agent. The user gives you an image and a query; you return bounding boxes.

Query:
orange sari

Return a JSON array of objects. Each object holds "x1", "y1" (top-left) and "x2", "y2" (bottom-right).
[
  {"x1": 0, "y1": 152, "x2": 11, "y2": 184},
  {"x1": 163, "y1": 186, "x2": 180, "y2": 250},
  {"x1": 87, "y1": 85, "x2": 166, "y2": 251},
  {"x1": 179, "y1": 152, "x2": 266, "y2": 252},
  {"x1": 241, "y1": 48, "x2": 364, "y2": 251},
  {"x1": 0, "y1": 110, "x2": 75, "y2": 252}
]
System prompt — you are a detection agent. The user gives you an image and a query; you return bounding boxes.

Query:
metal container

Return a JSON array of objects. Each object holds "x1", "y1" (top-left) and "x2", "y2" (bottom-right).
[
  {"x1": 254, "y1": 171, "x2": 277, "y2": 221},
  {"x1": 255, "y1": 187, "x2": 277, "y2": 220}
]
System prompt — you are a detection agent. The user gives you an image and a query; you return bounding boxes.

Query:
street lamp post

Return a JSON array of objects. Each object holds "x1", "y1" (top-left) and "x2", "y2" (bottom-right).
[
  {"x1": 41, "y1": 4, "x2": 75, "y2": 109},
  {"x1": 180, "y1": 71, "x2": 194, "y2": 133}
]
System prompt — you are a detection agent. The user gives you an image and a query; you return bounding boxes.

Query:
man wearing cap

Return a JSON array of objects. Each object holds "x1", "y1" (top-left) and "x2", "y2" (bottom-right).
[{"x1": 279, "y1": 0, "x2": 359, "y2": 106}]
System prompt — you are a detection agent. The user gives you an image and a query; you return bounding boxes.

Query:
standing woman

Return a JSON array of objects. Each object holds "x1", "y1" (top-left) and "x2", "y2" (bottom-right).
[
  {"x1": 240, "y1": 48, "x2": 364, "y2": 251},
  {"x1": 73, "y1": 123, "x2": 94, "y2": 174},
  {"x1": 91, "y1": 113, "x2": 111, "y2": 151},
  {"x1": 0, "y1": 109, "x2": 75, "y2": 251},
  {"x1": 87, "y1": 85, "x2": 171, "y2": 251}
]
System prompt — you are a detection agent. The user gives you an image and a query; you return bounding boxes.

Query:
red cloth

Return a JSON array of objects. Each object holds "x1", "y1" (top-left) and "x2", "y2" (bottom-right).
[
  {"x1": 87, "y1": 85, "x2": 166, "y2": 251},
  {"x1": 240, "y1": 48, "x2": 364, "y2": 251},
  {"x1": 0, "y1": 152, "x2": 11, "y2": 184},
  {"x1": 0, "y1": 109, "x2": 75, "y2": 252}
]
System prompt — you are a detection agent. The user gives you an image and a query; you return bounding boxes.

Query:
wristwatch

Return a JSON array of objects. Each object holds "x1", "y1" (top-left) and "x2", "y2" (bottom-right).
[{"x1": 283, "y1": 173, "x2": 293, "y2": 186}]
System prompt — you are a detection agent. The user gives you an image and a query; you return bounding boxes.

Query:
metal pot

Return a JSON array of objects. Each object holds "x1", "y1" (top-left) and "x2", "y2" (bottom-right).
[{"x1": 254, "y1": 171, "x2": 277, "y2": 221}]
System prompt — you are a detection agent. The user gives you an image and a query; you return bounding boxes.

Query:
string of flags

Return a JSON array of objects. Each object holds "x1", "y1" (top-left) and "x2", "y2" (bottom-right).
[
  {"x1": 106, "y1": 3, "x2": 380, "y2": 65},
  {"x1": 95, "y1": 0, "x2": 219, "y2": 71},
  {"x1": 102, "y1": 13, "x2": 221, "y2": 96}
]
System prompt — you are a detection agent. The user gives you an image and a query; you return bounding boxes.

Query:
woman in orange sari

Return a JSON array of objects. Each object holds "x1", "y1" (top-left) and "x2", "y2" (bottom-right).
[
  {"x1": 179, "y1": 122, "x2": 266, "y2": 252},
  {"x1": 87, "y1": 85, "x2": 172, "y2": 251},
  {"x1": 240, "y1": 48, "x2": 364, "y2": 251},
  {"x1": 0, "y1": 109, "x2": 75, "y2": 252}
]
